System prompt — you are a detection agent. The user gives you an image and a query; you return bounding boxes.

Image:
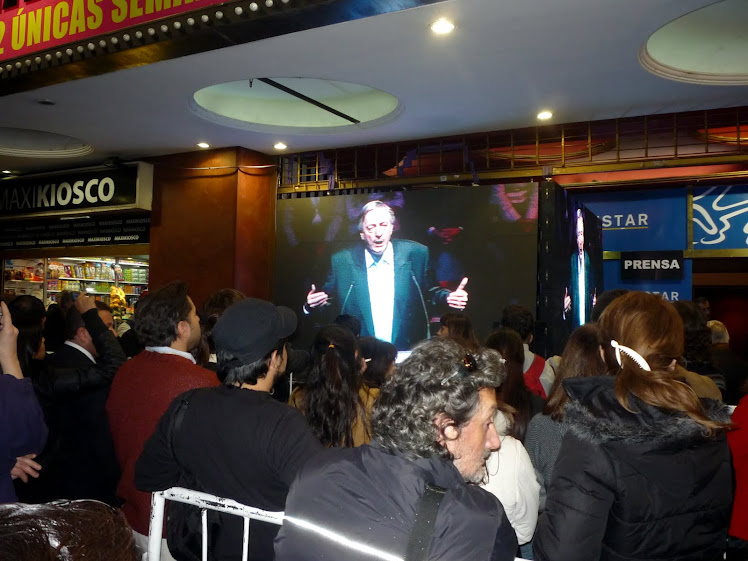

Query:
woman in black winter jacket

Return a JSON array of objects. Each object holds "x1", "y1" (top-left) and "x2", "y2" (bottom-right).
[{"x1": 534, "y1": 291, "x2": 732, "y2": 561}]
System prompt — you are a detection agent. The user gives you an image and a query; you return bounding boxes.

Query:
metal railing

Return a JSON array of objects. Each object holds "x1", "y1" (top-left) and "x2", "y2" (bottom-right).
[
  {"x1": 278, "y1": 106, "x2": 748, "y2": 193},
  {"x1": 147, "y1": 487, "x2": 284, "y2": 561}
]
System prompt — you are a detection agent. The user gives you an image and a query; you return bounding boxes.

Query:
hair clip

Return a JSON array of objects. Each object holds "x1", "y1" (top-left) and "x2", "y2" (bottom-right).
[
  {"x1": 441, "y1": 352, "x2": 478, "y2": 385},
  {"x1": 610, "y1": 340, "x2": 651, "y2": 372}
]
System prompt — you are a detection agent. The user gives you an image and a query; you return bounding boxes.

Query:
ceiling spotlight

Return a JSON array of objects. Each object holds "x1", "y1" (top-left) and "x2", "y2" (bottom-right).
[
  {"x1": 197, "y1": 142, "x2": 210, "y2": 149},
  {"x1": 274, "y1": 142, "x2": 287, "y2": 150},
  {"x1": 2, "y1": 170, "x2": 12, "y2": 174},
  {"x1": 430, "y1": 18, "x2": 455, "y2": 35},
  {"x1": 537, "y1": 110, "x2": 553, "y2": 120}
]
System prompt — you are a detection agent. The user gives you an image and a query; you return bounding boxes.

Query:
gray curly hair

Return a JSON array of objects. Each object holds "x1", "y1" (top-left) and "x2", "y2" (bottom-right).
[{"x1": 371, "y1": 337, "x2": 506, "y2": 460}]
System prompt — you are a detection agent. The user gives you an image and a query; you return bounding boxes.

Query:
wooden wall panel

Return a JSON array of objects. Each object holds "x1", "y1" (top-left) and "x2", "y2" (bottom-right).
[
  {"x1": 148, "y1": 147, "x2": 275, "y2": 309},
  {"x1": 234, "y1": 148, "x2": 277, "y2": 300}
]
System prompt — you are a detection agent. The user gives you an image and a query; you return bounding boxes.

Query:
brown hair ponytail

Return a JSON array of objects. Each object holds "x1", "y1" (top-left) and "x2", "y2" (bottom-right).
[{"x1": 600, "y1": 292, "x2": 729, "y2": 436}]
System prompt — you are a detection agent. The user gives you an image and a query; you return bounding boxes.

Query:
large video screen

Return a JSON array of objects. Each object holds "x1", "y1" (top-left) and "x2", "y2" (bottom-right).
[
  {"x1": 539, "y1": 186, "x2": 604, "y2": 355},
  {"x1": 274, "y1": 184, "x2": 539, "y2": 351}
]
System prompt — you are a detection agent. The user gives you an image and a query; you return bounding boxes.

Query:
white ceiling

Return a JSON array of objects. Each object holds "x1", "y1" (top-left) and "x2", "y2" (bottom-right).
[{"x1": 1, "y1": 0, "x2": 748, "y2": 176}]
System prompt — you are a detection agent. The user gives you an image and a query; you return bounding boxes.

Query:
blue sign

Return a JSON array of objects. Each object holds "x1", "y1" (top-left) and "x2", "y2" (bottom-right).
[
  {"x1": 693, "y1": 184, "x2": 748, "y2": 250},
  {"x1": 603, "y1": 259, "x2": 691, "y2": 302},
  {"x1": 574, "y1": 188, "x2": 687, "y2": 252}
]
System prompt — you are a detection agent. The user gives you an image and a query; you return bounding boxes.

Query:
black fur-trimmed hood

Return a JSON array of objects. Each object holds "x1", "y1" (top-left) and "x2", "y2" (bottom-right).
[{"x1": 562, "y1": 376, "x2": 731, "y2": 446}]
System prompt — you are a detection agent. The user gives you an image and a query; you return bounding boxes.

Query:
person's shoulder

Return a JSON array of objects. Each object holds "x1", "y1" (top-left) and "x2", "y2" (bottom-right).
[
  {"x1": 185, "y1": 361, "x2": 220, "y2": 379},
  {"x1": 295, "y1": 445, "x2": 362, "y2": 483},
  {"x1": 526, "y1": 413, "x2": 562, "y2": 440},
  {"x1": 331, "y1": 245, "x2": 359, "y2": 261},
  {"x1": 360, "y1": 384, "x2": 380, "y2": 402},
  {"x1": 450, "y1": 480, "x2": 503, "y2": 516},
  {"x1": 392, "y1": 239, "x2": 426, "y2": 253},
  {"x1": 0, "y1": 373, "x2": 33, "y2": 394}
]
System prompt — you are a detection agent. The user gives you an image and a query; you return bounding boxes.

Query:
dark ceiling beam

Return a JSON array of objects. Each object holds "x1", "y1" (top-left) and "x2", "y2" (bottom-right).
[{"x1": 258, "y1": 77, "x2": 360, "y2": 124}]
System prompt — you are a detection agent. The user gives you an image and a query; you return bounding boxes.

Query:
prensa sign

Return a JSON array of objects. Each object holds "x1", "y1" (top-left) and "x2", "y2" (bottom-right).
[
  {"x1": 620, "y1": 251, "x2": 684, "y2": 281},
  {"x1": 0, "y1": 162, "x2": 152, "y2": 219}
]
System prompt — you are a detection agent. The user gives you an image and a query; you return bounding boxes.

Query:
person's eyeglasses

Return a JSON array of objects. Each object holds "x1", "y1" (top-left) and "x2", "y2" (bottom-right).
[{"x1": 441, "y1": 352, "x2": 477, "y2": 385}]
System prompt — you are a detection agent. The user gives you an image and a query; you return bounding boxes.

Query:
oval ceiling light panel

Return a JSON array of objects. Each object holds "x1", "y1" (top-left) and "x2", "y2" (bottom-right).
[
  {"x1": 640, "y1": 0, "x2": 748, "y2": 85},
  {"x1": 0, "y1": 128, "x2": 93, "y2": 158},
  {"x1": 191, "y1": 78, "x2": 401, "y2": 134}
]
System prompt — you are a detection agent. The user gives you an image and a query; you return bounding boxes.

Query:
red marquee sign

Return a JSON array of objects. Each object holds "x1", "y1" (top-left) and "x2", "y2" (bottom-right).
[{"x1": 0, "y1": 0, "x2": 227, "y2": 62}]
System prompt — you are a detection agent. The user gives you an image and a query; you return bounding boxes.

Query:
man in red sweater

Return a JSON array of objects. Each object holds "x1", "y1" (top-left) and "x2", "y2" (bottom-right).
[{"x1": 106, "y1": 281, "x2": 218, "y2": 558}]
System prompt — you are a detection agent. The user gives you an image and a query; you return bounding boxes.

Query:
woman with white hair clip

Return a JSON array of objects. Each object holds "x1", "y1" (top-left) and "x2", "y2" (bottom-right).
[{"x1": 534, "y1": 291, "x2": 732, "y2": 561}]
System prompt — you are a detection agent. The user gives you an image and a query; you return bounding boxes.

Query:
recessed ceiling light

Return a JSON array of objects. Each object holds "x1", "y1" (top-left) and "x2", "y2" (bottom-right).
[
  {"x1": 537, "y1": 110, "x2": 553, "y2": 120},
  {"x1": 1, "y1": 170, "x2": 11, "y2": 174},
  {"x1": 274, "y1": 142, "x2": 287, "y2": 150},
  {"x1": 430, "y1": 18, "x2": 455, "y2": 35},
  {"x1": 197, "y1": 142, "x2": 210, "y2": 148}
]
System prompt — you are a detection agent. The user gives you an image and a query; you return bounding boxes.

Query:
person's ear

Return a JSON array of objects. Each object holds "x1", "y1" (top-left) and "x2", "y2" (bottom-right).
[
  {"x1": 667, "y1": 358, "x2": 677, "y2": 371},
  {"x1": 528, "y1": 334, "x2": 534, "y2": 345},
  {"x1": 268, "y1": 349, "x2": 285, "y2": 372},
  {"x1": 434, "y1": 413, "x2": 459, "y2": 443},
  {"x1": 176, "y1": 320, "x2": 190, "y2": 342},
  {"x1": 360, "y1": 232, "x2": 364, "y2": 240}
]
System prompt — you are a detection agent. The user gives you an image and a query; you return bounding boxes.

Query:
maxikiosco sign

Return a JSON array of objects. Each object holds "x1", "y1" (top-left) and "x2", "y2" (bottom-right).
[{"x1": 0, "y1": 163, "x2": 152, "y2": 219}]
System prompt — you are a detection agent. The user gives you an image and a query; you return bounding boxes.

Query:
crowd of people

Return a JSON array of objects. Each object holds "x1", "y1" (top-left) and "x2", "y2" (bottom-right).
[{"x1": 0, "y1": 278, "x2": 746, "y2": 561}]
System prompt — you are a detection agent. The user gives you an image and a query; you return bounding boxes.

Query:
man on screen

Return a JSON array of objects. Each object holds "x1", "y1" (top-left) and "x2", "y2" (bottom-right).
[
  {"x1": 305, "y1": 201, "x2": 469, "y2": 350},
  {"x1": 563, "y1": 208, "x2": 595, "y2": 328}
]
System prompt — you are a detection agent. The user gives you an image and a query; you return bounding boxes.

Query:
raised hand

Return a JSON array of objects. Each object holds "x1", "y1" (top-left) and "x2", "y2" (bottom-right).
[
  {"x1": 306, "y1": 284, "x2": 330, "y2": 309},
  {"x1": 75, "y1": 293, "x2": 97, "y2": 314},
  {"x1": 446, "y1": 277, "x2": 469, "y2": 310},
  {"x1": 0, "y1": 301, "x2": 23, "y2": 379}
]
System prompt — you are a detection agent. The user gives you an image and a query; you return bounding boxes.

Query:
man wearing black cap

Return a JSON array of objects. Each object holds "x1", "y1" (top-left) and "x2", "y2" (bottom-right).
[{"x1": 135, "y1": 298, "x2": 322, "y2": 561}]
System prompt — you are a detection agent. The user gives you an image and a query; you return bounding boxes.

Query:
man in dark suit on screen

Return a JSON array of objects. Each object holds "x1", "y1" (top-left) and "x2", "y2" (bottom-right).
[
  {"x1": 305, "y1": 201, "x2": 469, "y2": 350},
  {"x1": 563, "y1": 208, "x2": 595, "y2": 328}
]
